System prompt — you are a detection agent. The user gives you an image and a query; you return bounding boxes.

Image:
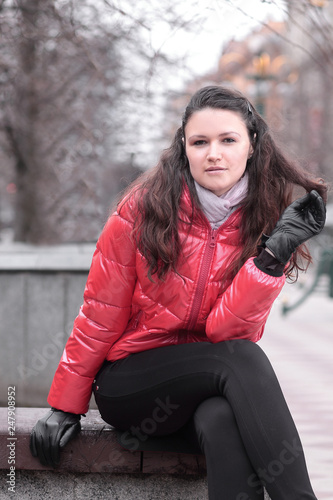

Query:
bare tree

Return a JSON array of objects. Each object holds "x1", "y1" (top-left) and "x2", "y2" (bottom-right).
[
  {"x1": 1, "y1": 0, "x2": 124, "y2": 242},
  {"x1": 0, "y1": 0, "x2": 204, "y2": 243}
]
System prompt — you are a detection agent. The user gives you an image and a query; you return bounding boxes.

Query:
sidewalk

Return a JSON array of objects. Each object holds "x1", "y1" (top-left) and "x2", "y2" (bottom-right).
[{"x1": 258, "y1": 284, "x2": 333, "y2": 499}]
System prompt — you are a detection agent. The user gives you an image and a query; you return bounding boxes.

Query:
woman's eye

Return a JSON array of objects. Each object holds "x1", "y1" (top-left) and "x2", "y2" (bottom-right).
[
  {"x1": 223, "y1": 138, "x2": 235, "y2": 143},
  {"x1": 193, "y1": 140, "x2": 206, "y2": 146}
]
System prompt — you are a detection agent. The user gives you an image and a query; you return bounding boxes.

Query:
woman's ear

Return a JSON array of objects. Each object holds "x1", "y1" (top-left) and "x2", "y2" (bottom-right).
[{"x1": 182, "y1": 136, "x2": 187, "y2": 155}]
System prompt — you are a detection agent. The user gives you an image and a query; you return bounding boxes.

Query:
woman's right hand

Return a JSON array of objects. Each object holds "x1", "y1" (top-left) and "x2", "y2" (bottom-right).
[{"x1": 30, "y1": 408, "x2": 81, "y2": 467}]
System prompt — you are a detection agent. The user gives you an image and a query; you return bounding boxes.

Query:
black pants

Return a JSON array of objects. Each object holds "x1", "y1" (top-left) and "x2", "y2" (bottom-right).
[{"x1": 93, "y1": 340, "x2": 317, "y2": 500}]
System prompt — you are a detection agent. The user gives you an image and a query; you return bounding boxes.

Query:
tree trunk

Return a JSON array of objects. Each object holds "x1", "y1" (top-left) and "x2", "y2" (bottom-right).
[{"x1": 13, "y1": 0, "x2": 44, "y2": 242}]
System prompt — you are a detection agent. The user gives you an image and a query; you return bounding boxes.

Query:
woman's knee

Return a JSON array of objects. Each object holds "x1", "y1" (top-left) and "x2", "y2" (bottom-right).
[{"x1": 217, "y1": 340, "x2": 276, "y2": 376}]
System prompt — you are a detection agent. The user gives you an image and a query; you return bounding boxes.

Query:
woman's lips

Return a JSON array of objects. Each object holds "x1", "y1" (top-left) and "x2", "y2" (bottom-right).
[{"x1": 205, "y1": 166, "x2": 226, "y2": 172}]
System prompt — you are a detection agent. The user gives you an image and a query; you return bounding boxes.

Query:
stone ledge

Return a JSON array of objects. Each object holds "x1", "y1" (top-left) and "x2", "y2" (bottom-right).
[
  {"x1": 0, "y1": 407, "x2": 271, "y2": 499},
  {"x1": 0, "y1": 408, "x2": 206, "y2": 475},
  {"x1": 0, "y1": 243, "x2": 95, "y2": 271}
]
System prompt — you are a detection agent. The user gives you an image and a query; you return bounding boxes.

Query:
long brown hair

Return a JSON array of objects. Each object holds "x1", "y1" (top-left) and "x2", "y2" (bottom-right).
[{"x1": 119, "y1": 86, "x2": 327, "y2": 282}]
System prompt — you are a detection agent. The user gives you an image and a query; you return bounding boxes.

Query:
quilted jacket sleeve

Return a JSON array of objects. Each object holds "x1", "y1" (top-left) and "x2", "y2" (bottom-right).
[
  {"x1": 47, "y1": 208, "x2": 137, "y2": 414},
  {"x1": 206, "y1": 258, "x2": 285, "y2": 343}
]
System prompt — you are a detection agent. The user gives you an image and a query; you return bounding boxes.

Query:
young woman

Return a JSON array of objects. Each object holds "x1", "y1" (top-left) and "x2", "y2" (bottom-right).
[{"x1": 30, "y1": 86, "x2": 327, "y2": 499}]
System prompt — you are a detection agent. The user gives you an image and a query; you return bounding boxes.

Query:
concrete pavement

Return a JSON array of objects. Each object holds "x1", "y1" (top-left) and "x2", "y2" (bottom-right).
[{"x1": 258, "y1": 283, "x2": 333, "y2": 499}]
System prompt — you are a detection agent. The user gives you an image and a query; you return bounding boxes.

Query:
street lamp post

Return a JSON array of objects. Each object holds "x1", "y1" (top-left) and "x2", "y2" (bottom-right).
[{"x1": 247, "y1": 52, "x2": 276, "y2": 117}]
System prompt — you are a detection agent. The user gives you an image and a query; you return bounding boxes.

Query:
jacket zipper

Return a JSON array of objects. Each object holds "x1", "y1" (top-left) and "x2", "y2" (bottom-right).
[{"x1": 187, "y1": 228, "x2": 217, "y2": 332}]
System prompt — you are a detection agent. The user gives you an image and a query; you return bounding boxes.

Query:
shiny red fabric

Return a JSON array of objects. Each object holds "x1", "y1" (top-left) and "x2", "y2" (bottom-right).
[{"x1": 48, "y1": 187, "x2": 285, "y2": 414}]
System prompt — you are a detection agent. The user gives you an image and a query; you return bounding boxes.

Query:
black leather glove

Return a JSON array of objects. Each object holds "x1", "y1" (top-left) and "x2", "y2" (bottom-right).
[
  {"x1": 30, "y1": 408, "x2": 81, "y2": 467},
  {"x1": 265, "y1": 190, "x2": 326, "y2": 265}
]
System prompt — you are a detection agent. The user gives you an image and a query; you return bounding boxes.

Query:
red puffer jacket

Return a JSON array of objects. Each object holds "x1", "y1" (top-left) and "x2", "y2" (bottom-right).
[{"x1": 48, "y1": 186, "x2": 285, "y2": 414}]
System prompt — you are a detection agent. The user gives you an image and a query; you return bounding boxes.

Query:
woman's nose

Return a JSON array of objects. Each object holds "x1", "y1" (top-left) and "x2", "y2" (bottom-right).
[{"x1": 207, "y1": 142, "x2": 222, "y2": 161}]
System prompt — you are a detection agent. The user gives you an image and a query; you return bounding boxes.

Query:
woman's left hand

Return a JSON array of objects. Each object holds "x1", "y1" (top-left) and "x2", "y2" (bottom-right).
[{"x1": 265, "y1": 190, "x2": 326, "y2": 264}]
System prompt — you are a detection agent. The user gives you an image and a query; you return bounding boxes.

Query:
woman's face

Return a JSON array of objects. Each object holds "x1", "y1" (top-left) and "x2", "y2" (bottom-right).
[{"x1": 184, "y1": 107, "x2": 252, "y2": 196}]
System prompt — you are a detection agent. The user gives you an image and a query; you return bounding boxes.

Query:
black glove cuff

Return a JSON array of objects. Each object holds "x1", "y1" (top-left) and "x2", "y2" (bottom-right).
[
  {"x1": 254, "y1": 248, "x2": 285, "y2": 277},
  {"x1": 51, "y1": 407, "x2": 83, "y2": 419},
  {"x1": 259, "y1": 233, "x2": 270, "y2": 247}
]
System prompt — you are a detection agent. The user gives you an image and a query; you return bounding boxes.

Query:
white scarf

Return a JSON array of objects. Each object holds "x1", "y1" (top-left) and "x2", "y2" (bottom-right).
[{"x1": 195, "y1": 173, "x2": 248, "y2": 228}]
